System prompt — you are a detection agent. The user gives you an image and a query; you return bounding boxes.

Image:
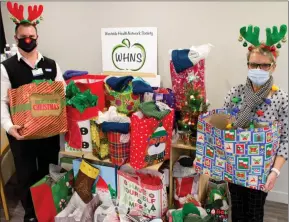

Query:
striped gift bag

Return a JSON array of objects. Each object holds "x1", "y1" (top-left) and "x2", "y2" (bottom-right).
[
  {"x1": 107, "y1": 132, "x2": 130, "y2": 166},
  {"x1": 8, "y1": 81, "x2": 67, "y2": 139}
]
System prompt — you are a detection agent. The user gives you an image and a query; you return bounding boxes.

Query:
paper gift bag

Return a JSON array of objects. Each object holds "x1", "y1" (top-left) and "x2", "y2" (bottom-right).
[
  {"x1": 72, "y1": 159, "x2": 117, "y2": 200},
  {"x1": 170, "y1": 60, "x2": 206, "y2": 110},
  {"x1": 105, "y1": 82, "x2": 140, "y2": 115},
  {"x1": 65, "y1": 79, "x2": 101, "y2": 150},
  {"x1": 90, "y1": 119, "x2": 109, "y2": 160},
  {"x1": 195, "y1": 109, "x2": 281, "y2": 190},
  {"x1": 30, "y1": 170, "x2": 74, "y2": 222},
  {"x1": 117, "y1": 167, "x2": 168, "y2": 219},
  {"x1": 65, "y1": 119, "x2": 95, "y2": 152},
  {"x1": 204, "y1": 179, "x2": 230, "y2": 222},
  {"x1": 107, "y1": 132, "x2": 130, "y2": 166},
  {"x1": 65, "y1": 74, "x2": 106, "y2": 111},
  {"x1": 8, "y1": 80, "x2": 67, "y2": 139},
  {"x1": 141, "y1": 87, "x2": 176, "y2": 109},
  {"x1": 130, "y1": 110, "x2": 174, "y2": 169}
]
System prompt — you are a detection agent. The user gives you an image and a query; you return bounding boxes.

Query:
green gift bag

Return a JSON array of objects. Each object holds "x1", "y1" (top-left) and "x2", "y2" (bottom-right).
[
  {"x1": 30, "y1": 170, "x2": 74, "y2": 222},
  {"x1": 105, "y1": 82, "x2": 140, "y2": 114}
]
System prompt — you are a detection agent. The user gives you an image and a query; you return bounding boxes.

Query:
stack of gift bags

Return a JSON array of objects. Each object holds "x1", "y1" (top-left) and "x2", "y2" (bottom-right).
[{"x1": 63, "y1": 73, "x2": 176, "y2": 170}]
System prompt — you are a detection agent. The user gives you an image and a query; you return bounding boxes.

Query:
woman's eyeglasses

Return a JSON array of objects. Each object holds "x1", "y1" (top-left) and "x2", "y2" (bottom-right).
[{"x1": 247, "y1": 62, "x2": 273, "y2": 71}]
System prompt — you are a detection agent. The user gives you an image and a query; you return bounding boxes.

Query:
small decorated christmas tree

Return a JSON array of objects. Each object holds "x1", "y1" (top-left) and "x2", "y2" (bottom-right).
[{"x1": 177, "y1": 75, "x2": 209, "y2": 144}]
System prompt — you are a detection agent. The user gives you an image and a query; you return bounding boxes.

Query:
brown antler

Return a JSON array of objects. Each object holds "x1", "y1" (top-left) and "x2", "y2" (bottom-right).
[
  {"x1": 7, "y1": 2, "x2": 24, "y2": 22},
  {"x1": 27, "y1": 5, "x2": 43, "y2": 22}
]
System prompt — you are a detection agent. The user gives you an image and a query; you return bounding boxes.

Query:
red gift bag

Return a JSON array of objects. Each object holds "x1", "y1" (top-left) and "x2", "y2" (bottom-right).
[
  {"x1": 65, "y1": 74, "x2": 106, "y2": 111},
  {"x1": 170, "y1": 60, "x2": 206, "y2": 110},
  {"x1": 107, "y1": 132, "x2": 130, "y2": 166},
  {"x1": 65, "y1": 75, "x2": 106, "y2": 149},
  {"x1": 130, "y1": 110, "x2": 174, "y2": 169}
]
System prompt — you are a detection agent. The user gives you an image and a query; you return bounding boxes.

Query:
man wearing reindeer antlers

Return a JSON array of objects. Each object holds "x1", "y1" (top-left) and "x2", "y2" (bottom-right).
[{"x1": 1, "y1": 2, "x2": 64, "y2": 221}]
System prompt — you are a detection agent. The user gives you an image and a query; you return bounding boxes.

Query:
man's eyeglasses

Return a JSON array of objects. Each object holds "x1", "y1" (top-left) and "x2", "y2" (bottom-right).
[{"x1": 247, "y1": 62, "x2": 273, "y2": 71}]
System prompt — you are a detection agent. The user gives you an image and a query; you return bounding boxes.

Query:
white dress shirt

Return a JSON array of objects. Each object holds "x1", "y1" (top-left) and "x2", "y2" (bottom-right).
[{"x1": 1, "y1": 51, "x2": 64, "y2": 132}]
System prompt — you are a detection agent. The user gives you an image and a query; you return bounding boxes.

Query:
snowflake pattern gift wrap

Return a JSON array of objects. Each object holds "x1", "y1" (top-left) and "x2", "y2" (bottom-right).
[
  {"x1": 130, "y1": 110, "x2": 174, "y2": 169},
  {"x1": 195, "y1": 109, "x2": 281, "y2": 190},
  {"x1": 8, "y1": 80, "x2": 67, "y2": 139}
]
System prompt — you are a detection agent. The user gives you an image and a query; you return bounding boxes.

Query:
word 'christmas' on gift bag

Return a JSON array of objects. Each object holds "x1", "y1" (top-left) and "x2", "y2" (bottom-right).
[
  {"x1": 130, "y1": 110, "x2": 174, "y2": 169},
  {"x1": 141, "y1": 87, "x2": 176, "y2": 109},
  {"x1": 117, "y1": 166, "x2": 168, "y2": 219},
  {"x1": 170, "y1": 60, "x2": 206, "y2": 110},
  {"x1": 30, "y1": 170, "x2": 74, "y2": 222},
  {"x1": 105, "y1": 82, "x2": 140, "y2": 115},
  {"x1": 65, "y1": 78, "x2": 102, "y2": 151},
  {"x1": 8, "y1": 80, "x2": 67, "y2": 139},
  {"x1": 195, "y1": 109, "x2": 281, "y2": 191}
]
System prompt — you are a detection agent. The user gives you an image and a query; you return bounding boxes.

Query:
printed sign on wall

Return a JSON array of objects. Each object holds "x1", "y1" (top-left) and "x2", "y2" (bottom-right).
[{"x1": 101, "y1": 27, "x2": 157, "y2": 76}]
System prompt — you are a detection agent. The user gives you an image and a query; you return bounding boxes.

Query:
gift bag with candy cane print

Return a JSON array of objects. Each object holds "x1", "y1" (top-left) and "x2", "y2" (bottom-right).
[{"x1": 130, "y1": 110, "x2": 174, "y2": 169}]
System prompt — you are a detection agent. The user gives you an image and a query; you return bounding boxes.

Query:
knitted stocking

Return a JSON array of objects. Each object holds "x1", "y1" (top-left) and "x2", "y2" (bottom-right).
[{"x1": 74, "y1": 159, "x2": 100, "y2": 203}]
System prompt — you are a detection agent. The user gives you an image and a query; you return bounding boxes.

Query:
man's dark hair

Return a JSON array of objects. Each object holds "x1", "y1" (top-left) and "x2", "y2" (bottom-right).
[{"x1": 15, "y1": 22, "x2": 38, "y2": 34}]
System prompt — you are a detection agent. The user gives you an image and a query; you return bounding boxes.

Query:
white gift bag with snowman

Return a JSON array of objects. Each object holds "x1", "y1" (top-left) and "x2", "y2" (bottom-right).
[{"x1": 130, "y1": 110, "x2": 174, "y2": 169}]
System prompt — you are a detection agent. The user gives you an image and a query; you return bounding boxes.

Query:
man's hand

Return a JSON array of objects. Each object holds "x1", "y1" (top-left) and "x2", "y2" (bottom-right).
[
  {"x1": 8, "y1": 125, "x2": 24, "y2": 140},
  {"x1": 264, "y1": 172, "x2": 278, "y2": 192}
]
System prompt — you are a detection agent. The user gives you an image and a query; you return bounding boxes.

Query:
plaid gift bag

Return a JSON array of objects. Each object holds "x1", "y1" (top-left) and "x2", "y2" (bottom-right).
[
  {"x1": 141, "y1": 87, "x2": 176, "y2": 109},
  {"x1": 170, "y1": 60, "x2": 206, "y2": 110},
  {"x1": 107, "y1": 132, "x2": 130, "y2": 165},
  {"x1": 8, "y1": 80, "x2": 67, "y2": 139}
]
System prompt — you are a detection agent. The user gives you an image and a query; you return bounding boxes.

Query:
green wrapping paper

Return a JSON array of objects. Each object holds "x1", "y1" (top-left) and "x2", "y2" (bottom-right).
[{"x1": 66, "y1": 81, "x2": 98, "y2": 113}]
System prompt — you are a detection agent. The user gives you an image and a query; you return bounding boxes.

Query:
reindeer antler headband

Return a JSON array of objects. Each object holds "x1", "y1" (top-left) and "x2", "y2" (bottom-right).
[
  {"x1": 7, "y1": 1, "x2": 43, "y2": 26},
  {"x1": 238, "y1": 24, "x2": 288, "y2": 57}
]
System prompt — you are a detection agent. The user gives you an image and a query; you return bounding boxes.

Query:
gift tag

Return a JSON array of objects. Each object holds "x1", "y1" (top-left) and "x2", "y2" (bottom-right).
[
  {"x1": 32, "y1": 68, "x2": 44, "y2": 77},
  {"x1": 155, "y1": 93, "x2": 163, "y2": 101}
]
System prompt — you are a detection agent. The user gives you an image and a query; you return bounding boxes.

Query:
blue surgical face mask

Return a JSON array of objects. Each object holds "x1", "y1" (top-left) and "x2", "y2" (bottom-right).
[{"x1": 248, "y1": 69, "x2": 270, "y2": 86}]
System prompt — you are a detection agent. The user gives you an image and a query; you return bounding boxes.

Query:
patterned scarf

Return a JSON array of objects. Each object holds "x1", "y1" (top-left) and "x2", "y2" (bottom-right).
[{"x1": 234, "y1": 76, "x2": 273, "y2": 128}]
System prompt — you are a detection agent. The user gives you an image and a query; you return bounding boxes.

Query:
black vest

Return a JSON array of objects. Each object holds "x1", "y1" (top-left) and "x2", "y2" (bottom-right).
[{"x1": 2, "y1": 54, "x2": 57, "y2": 89}]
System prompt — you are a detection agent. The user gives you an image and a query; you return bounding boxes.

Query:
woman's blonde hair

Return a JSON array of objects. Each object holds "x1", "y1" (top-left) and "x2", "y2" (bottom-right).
[{"x1": 247, "y1": 44, "x2": 279, "y2": 62}]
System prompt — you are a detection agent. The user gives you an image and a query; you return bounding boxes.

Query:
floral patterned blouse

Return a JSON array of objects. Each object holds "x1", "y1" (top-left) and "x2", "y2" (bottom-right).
[{"x1": 223, "y1": 84, "x2": 288, "y2": 160}]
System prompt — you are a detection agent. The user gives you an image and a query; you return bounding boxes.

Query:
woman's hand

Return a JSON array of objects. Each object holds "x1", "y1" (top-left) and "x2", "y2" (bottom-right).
[{"x1": 264, "y1": 171, "x2": 278, "y2": 192}]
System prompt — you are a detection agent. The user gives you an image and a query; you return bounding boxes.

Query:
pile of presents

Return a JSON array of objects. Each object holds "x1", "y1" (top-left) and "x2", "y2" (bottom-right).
[{"x1": 7, "y1": 44, "x2": 281, "y2": 221}]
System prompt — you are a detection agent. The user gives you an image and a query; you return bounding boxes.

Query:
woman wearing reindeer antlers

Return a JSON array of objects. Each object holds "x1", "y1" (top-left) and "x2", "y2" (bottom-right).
[
  {"x1": 1, "y1": 2, "x2": 64, "y2": 221},
  {"x1": 223, "y1": 25, "x2": 288, "y2": 222}
]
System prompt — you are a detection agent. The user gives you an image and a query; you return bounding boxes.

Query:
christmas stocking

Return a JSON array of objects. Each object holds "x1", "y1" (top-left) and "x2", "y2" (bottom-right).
[{"x1": 75, "y1": 159, "x2": 100, "y2": 203}]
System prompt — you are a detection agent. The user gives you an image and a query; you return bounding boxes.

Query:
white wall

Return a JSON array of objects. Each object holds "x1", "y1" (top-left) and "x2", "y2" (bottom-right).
[{"x1": 1, "y1": 1, "x2": 288, "y2": 203}]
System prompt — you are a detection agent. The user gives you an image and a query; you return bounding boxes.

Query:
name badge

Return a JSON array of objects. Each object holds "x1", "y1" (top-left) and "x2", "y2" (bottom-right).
[
  {"x1": 45, "y1": 68, "x2": 52, "y2": 72},
  {"x1": 32, "y1": 68, "x2": 44, "y2": 76}
]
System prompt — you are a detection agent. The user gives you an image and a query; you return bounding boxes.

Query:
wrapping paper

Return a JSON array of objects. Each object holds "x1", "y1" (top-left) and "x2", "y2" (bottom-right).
[
  {"x1": 8, "y1": 81, "x2": 67, "y2": 139},
  {"x1": 195, "y1": 109, "x2": 281, "y2": 190}
]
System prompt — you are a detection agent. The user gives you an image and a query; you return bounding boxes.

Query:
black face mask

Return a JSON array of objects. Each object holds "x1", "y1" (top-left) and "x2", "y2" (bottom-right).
[{"x1": 17, "y1": 37, "x2": 37, "y2": 53}]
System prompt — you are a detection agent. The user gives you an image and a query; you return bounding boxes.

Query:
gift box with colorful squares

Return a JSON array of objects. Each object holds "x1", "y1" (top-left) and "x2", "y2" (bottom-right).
[{"x1": 195, "y1": 109, "x2": 281, "y2": 191}]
